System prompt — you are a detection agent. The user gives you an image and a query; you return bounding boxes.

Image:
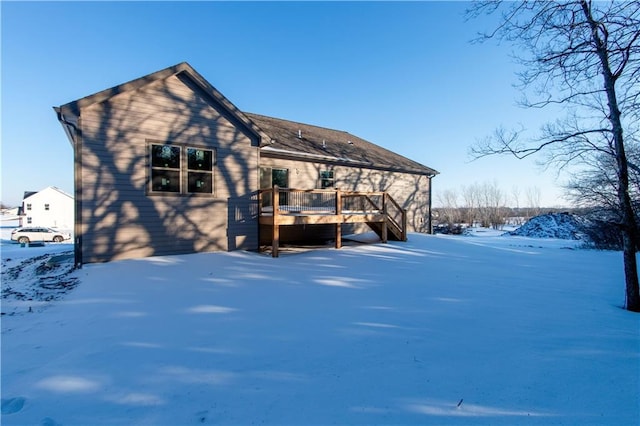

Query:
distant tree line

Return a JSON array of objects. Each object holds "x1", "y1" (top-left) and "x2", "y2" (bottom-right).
[
  {"x1": 434, "y1": 175, "x2": 640, "y2": 251},
  {"x1": 434, "y1": 182, "x2": 547, "y2": 231}
]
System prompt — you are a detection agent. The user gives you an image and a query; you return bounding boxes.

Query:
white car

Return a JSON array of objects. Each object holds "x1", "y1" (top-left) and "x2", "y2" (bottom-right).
[{"x1": 10, "y1": 227, "x2": 71, "y2": 244}]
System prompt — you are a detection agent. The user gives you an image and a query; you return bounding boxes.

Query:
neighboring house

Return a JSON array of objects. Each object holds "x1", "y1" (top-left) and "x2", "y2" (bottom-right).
[
  {"x1": 18, "y1": 186, "x2": 74, "y2": 231},
  {"x1": 54, "y1": 62, "x2": 438, "y2": 265}
]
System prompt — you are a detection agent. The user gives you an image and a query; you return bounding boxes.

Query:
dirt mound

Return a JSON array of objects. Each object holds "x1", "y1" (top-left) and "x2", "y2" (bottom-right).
[
  {"x1": 507, "y1": 212, "x2": 588, "y2": 240},
  {"x1": 1, "y1": 250, "x2": 78, "y2": 315}
]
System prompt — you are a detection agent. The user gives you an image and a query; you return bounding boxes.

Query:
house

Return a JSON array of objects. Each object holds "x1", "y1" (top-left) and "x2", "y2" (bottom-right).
[
  {"x1": 54, "y1": 62, "x2": 438, "y2": 265},
  {"x1": 17, "y1": 186, "x2": 74, "y2": 232}
]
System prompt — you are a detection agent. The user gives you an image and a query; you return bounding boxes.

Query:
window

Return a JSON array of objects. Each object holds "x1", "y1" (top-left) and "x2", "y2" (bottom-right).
[
  {"x1": 27, "y1": 217, "x2": 32, "y2": 224},
  {"x1": 151, "y1": 144, "x2": 181, "y2": 193},
  {"x1": 260, "y1": 167, "x2": 290, "y2": 207},
  {"x1": 149, "y1": 143, "x2": 214, "y2": 195},
  {"x1": 320, "y1": 170, "x2": 334, "y2": 189},
  {"x1": 272, "y1": 168, "x2": 289, "y2": 188},
  {"x1": 45, "y1": 204, "x2": 50, "y2": 211},
  {"x1": 26, "y1": 203, "x2": 32, "y2": 211},
  {"x1": 260, "y1": 167, "x2": 272, "y2": 189},
  {"x1": 187, "y1": 148, "x2": 213, "y2": 193}
]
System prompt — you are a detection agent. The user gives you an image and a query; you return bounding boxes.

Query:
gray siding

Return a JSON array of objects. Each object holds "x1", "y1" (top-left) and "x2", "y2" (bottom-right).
[
  {"x1": 260, "y1": 155, "x2": 432, "y2": 234},
  {"x1": 78, "y1": 75, "x2": 259, "y2": 262}
]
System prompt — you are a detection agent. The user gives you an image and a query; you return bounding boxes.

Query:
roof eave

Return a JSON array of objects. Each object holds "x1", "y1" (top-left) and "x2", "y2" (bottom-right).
[
  {"x1": 54, "y1": 62, "x2": 268, "y2": 146},
  {"x1": 53, "y1": 106, "x2": 78, "y2": 147},
  {"x1": 261, "y1": 146, "x2": 438, "y2": 176}
]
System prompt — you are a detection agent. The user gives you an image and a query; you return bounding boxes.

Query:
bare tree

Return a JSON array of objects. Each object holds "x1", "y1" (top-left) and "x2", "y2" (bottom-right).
[
  {"x1": 459, "y1": 181, "x2": 508, "y2": 229},
  {"x1": 525, "y1": 186, "x2": 542, "y2": 219},
  {"x1": 566, "y1": 139, "x2": 640, "y2": 211},
  {"x1": 511, "y1": 185, "x2": 521, "y2": 209},
  {"x1": 461, "y1": 183, "x2": 480, "y2": 226},
  {"x1": 478, "y1": 181, "x2": 507, "y2": 229},
  {"x1": 511, "y1": 185, "x2": 524, "y2": 224},
  {"x1": 436, "y1": 189, "x2": 463, "y2": 228},
  {"x1": 468, "y1": 0, "x2": 640, "y2": 311},
  {"x1": 565, "y1": 141, "x2": 640, "y2": 249}
]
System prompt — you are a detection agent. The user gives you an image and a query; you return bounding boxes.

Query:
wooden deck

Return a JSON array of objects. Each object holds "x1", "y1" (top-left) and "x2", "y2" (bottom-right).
[{"x1": 259, "y1": 186, "x2": 407, "y2": 257}]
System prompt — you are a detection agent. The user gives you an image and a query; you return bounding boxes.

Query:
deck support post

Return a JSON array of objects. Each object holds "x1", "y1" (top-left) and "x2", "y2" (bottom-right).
[
  {"x1": 381, "y1": 193, "x2": 388, "y2": 243},
  {"x1": 402, "y1": 208, "x2": 407, "y2": 241},
  {"x1": 272, "y1": 185, "x2": 279, "y2": 258},
  {"x1": 335, "y1": 189, "x2": 342, "y2": 249},
  {"x1": 381, "y1": 221, "x2": 388, "y2": 243}
]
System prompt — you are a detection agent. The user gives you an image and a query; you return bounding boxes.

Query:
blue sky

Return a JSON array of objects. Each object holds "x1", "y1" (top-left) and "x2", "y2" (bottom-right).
[{"x1": 1, "y1": 1, "x2": 568, "y2": 208}]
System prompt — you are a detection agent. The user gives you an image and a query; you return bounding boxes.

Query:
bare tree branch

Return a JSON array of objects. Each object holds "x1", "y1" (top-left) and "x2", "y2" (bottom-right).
[{"x1": 467, "y1": 0, "x2": 640, "y2": 311}]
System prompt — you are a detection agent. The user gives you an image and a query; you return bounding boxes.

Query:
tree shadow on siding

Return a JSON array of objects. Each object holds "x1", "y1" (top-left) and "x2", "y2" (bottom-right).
[
  {"x1": 338, "y1": 167, "x2": 430, "y2": 233},
  {"x1": 79, "y1": 74, "x2": 258, "y2": 263}
]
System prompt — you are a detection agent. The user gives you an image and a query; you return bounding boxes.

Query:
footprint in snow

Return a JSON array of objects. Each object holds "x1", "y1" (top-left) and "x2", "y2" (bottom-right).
[{"x1": 1, "y1": 396, "x2": 26, "y2": 414}]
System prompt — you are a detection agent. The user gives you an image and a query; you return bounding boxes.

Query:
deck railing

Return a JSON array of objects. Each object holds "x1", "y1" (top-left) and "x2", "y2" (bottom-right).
[
  {"x1": 384, "y1": 193, "x2": 407, "y2": 241},
  {"x1": 258, "y1": 186, "x2": 407, "y2": 256},
  {"x1": 260, "y1": 188, "x2": 337, "y2": 213},
  {"x1": 258, "y1": 187, "x2": 392, "y2": 214}
]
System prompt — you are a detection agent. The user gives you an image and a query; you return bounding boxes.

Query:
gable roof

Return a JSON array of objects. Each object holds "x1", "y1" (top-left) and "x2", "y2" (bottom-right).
[
  {"x1": 22, "y1": 191, "x2": 37, "y2": 201},
  {"x1": 18, "y1": 187, "x2": 73, "y2": 215},
  {"x1": 247, "y1": 113, "x2": 438, "y2": 176},
  {"x1": 54, "y1": 62, "x2": 267, "y2": 147},
  {"x1": 23, "y1": 187, "x2": 73, "y2": 201},
  {"x1": 54, "y1": 62, "x2": 437, "y2": 176}
]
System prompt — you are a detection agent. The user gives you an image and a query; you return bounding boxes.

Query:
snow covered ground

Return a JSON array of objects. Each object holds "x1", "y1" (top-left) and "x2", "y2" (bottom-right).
[{"x1": 1, "y1": 227, "x2": 639, "y2": 425}]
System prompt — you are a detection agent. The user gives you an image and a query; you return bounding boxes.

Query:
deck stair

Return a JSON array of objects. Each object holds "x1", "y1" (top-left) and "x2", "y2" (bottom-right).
[{"x1": 366, "y1": 219, "x2": 405, "y2": 242}]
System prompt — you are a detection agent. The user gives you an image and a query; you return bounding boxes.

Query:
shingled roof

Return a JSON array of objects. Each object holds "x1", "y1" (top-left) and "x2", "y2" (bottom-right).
[
  {"x1": 54, "y1": 61, "x2": 437, "y2": 176},
  {"x1": 247, "y1": 113, "x2": 438, "y2": 176}
]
